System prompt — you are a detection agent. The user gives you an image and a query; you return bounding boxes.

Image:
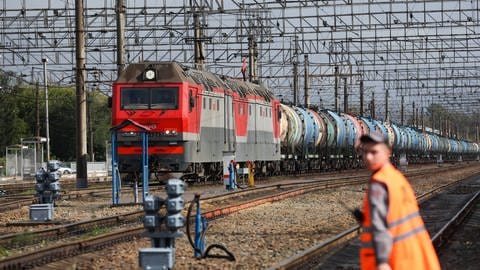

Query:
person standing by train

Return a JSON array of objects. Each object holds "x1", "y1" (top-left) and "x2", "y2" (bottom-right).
[{"x1": 356, "y1": 132, "x2": 440, "y2": 270}]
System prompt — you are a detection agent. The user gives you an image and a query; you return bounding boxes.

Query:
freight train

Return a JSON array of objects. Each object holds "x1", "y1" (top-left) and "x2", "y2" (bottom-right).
[{"x1": 111, "y1": 62, "x2": 480, "y2": 181}]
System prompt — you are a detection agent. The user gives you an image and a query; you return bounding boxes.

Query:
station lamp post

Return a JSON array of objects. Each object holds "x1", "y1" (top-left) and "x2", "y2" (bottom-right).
[{"x1": 42, "y1": 58, "x2": 50, "y2": 161}]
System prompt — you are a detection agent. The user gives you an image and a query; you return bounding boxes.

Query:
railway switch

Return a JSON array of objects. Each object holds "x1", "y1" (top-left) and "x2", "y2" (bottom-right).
[{"x1": 139, "y1": 179, "x2": 185, "y2": 270}]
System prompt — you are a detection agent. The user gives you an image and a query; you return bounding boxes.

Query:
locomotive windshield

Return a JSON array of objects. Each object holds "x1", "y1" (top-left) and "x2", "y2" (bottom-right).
[{"x1": 121, "y1": 87, "x2": 178, "y2": 110}]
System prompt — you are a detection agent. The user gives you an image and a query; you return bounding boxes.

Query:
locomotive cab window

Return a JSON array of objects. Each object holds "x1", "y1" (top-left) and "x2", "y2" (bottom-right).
[{"x1": 120, "y1": 87, "x2": 178, "y2": 110}]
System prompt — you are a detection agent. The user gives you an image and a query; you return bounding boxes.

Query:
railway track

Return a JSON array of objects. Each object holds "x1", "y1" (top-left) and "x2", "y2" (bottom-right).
[
  {"x1": 437, "y1": 196, "x2": 480, "y2": 269},
  {"x1": 0, "y1": 162, "x2": 465, "y2": 197},
  {"x1": 0, "y1": 182, "x2": 169, "y2": 213},
  {"x1": 0, "y1": 172, "x2": 382, "y2": 269},
  {"x1": 271, "y1": 173, "x2": 480, "y2": 270},
  {"x1": 0, "y1": 176, "x2": 111, "y2": 196},
  {"x1": 0, "y1": 163, "x2": 466, "y2": 214},
  {"x1": 0, "y1": 164, "x2": 476, "y2": 269},
  {"x1": 0, "y1": 177, "x2": 361, "y2": 251},
  {"x1": 0, "y1": 189, "x2": 113, "y2": 213}
]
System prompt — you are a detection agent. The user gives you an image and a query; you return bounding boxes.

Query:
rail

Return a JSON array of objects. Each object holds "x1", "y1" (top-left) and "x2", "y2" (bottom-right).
[
  {"x1": 431, "y1": 190, "x2": 480, "y2": 248},
  {"x1": 270, "y1": 174, "x2": 480, "y2": 270},
  {"x1": 0, "y1": 165, "x2": 476, "y2": 269},
  {"x1": 0, "y1": 176, "x2": 369, "y2": 269}
]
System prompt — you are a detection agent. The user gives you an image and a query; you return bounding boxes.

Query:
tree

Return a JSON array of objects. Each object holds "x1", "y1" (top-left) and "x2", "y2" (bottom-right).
[
  {"x1": 0, "y1": 71, "x2": 31, "y2": 152},
  {"x1": 0, "y1": 69, "x2": 112, "y2": 161},
  {"x1": 47, "y1": 87, "x2": 76, "y2": 160},
  {"x1": 88, "y1": 90, "x2": 111, "y2": 161}
]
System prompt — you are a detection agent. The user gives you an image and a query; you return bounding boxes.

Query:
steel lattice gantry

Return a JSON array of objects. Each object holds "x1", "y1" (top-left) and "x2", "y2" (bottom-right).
[{"x1": 1, "y1": 0, "x2": 480, "y2": 122}]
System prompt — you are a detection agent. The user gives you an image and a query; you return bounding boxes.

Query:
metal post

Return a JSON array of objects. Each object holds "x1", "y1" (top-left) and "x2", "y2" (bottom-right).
[
  {"x1": 248, "y1": 35, "x2": 257, "y2": 82},
  {"x1": 421, "y1": 107, "x2": 424, "y2": 130},
  {"x1": 385, "y1": 88, "x2": 389, "y2": 121},
  {"x1": 292, "y1": 35, "x2": 299, "y2": 105},
  {"x1": 439, "y1": 116, "x2": 443, "y2": 136},
  {"x1": 111, "y1": 132, "x2": 119, "y2": 205},
  {"x1": 401, "y1": 95, "x2": 404, "y2": 126},
  {"x1": 293, "y1": 60, "x2": 298, "y2": 106},
  {"x1": 431, "y1": 107, "x2": 435, "y2": 132},
  {"x1": 20, "y1": 142, "x2": 24, "y2": 180},
  {"x1": 75, "y1": 0, "x2": 88, "y2": 188},
  {"x1": 194, "y1": 197, "x2": 203, "y2": 258},
  {"x1": 343, "y1": 77, "x2": 348, "y2": 113},
  {"x1": 359, "y1": 80, "x2": 364, "y2": 116},
  {"x1": 134, "y1": 180, "x2": 138, "y2": 203},
  {"x1": 304, "y1": 54, "x2": 309, "y2": 107},
  {"x1": 116, "y1": 0, "x2": 125, "y2": 74},
  {"x1": 193, "y1": 12, "x2": 204, "y2": 70},
  {"x1": 88, "y1": 91, "x2": 94, "y2": 161},
  {"x1": 415, "y1": 108, "x2": 419, "y2": 129},
  {"x1": 33, "y1": 142, "x2": 37, "y2": 173},
  {"x1": 248, "y1": 35, "x2": 254, "y2": 82},
  {"x1": 412, "y1": 101, "x2": 416, "y2": 127},
  {"x1": 42, "y1": 59, "x2": 50, "y2": 161},
  {"x1": 334, "y1": 66, "x2": 339, "y2": 112},
  {"x1": 142, "y1": 131, "x2": 149, "y2": 202},
  {"x1": 35, "y1": 82, "x2": 40, "y2": 138},
  {"x1": 371, "y1": 92, "x2": 376, "y2": 118}
]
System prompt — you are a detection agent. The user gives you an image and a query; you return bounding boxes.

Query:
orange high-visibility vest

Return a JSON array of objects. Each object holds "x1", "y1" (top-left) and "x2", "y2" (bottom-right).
[{"x1": 360, "y1": 163, "x2": 440, "y2": 270}]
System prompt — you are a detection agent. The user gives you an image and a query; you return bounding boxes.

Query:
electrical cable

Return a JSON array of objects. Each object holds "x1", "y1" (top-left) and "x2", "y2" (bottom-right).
[
  {"x1": 235, "y1": 182, "x2": 246, "y2": 189},
  {"x1": 186, "y1": 195, "x2": 236, "y2": 261}
]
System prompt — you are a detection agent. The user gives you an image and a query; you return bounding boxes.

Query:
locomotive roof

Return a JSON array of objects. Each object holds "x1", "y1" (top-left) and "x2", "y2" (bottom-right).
[{"x1": 116, "y1": 62, "x2": 274, "y2": 101}]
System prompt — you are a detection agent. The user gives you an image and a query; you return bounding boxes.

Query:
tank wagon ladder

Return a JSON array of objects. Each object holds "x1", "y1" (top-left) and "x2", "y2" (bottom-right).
[{"x1": 110, "y1": 119, "x2": 151, "y2": 205}]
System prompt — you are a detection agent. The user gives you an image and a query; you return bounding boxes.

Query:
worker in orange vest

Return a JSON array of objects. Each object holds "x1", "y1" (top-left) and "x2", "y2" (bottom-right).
[{"x1": 356, "y1": 132, "x2": 440, "y2": 270}]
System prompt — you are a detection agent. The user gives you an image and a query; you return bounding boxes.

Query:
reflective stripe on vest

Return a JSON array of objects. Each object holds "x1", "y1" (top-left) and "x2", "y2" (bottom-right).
[
  {"x1": 362, "y1": 211, "x2": 420, "y2": 233},
  {"x1": 361, "y1": 224, "x2": 426, "y2": 248}
]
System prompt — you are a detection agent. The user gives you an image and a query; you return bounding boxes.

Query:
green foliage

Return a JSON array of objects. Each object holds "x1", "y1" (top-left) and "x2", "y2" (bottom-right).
[
  {"x1": 48, "y1": 87, "x2": 76, "y2": 160},
  {"x1": 11, "y1": 232, "x2": 35, "y2": 246},
  {"x1": 0, "y1": 245, "x2": 9, "y2": 257},
  {"x1": 83, "y1": 225, "x2": 111, "y2": 238},
  {"x1": 0, "y1": 156, "x2": 5, "y2": 172},
  {"x1": 0, "y1": 70, "x2": 111, "y2": 161},
  {"x1": 424, "y1": 103, "x2": 479, "y2": 141},
  {"x1": 0, "y1": 75, "x2": 31, "y2": 152},
  {"x1": 88, "y1": 91, "x2": 111, "y2": 161},
  {"x1": 19, "y1": 189, "x2": 35, "y2": 195}
]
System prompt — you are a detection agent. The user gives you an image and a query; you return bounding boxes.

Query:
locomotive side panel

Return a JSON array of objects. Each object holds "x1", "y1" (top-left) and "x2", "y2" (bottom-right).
[{"x1": 243, "y1": 99, "x2": 279, "y2": 162}]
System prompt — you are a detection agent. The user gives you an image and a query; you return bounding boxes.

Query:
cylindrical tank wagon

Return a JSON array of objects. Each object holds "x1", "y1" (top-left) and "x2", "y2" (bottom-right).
[{"x1": 278, "y1": 103, "x2": 479, "y2": 171}]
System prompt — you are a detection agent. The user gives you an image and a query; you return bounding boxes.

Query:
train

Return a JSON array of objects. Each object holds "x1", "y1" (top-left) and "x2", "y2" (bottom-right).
[{"x1": 111, "y1": 62, "x2": 480, "y2": 181}]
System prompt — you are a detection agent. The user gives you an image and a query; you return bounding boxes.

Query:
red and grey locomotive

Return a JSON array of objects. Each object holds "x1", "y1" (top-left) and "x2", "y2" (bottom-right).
[{"x1": 111, "y1": 62, "x2": 281, "y2": 180}]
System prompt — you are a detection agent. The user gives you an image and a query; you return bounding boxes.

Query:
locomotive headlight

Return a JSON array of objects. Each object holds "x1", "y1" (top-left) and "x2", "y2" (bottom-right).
[
  {"x1": 162, "y1": 129, "x2": 177, "y2": 136},
  {"x1": 143, "y1": 68, "x2": 156, "y2": 81},
  {"x1": 122, "y1": 131, "x2": 138, "y2": 137}
]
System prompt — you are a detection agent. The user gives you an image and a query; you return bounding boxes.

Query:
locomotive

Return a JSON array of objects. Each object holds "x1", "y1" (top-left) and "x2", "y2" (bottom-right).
[{"x1": 111, "y1": 62, "x2": 479, "y2": 181}]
